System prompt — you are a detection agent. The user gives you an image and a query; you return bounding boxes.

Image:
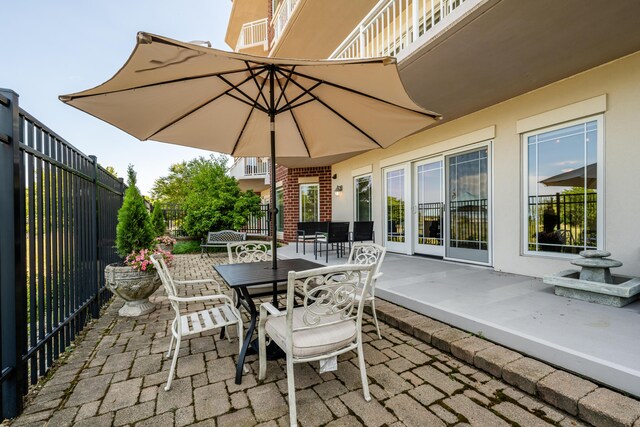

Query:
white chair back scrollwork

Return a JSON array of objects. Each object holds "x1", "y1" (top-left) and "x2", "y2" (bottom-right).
[
  {"x1": 346, "y1": 242, "x2": 386, "y2": 338},
  {"x1": 227, "y1": 241, "x2": 272, "y2": 264},
  {"x1": 258, "y1": 263, "x2": 375, "y2": 427}
]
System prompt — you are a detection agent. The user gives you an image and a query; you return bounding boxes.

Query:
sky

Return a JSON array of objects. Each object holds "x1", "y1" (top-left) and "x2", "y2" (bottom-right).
[{"x1": 2, "y1": 0, "x2": 233, "y2": 195}]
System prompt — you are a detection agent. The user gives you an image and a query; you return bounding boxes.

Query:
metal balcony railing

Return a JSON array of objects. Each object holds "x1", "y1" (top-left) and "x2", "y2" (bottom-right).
[
  {"x1": 272, "y1": 0, "x2": 300, "y2": 47},
  {"x1": 230, "y1": 157, "x2": 270, "y2": 179},
  {"x1": 236, "y1": 18, "x2": 268, "y2": 51},
  {"x1": 330, "y1": 0, "x2": 473, "y2": 60}
]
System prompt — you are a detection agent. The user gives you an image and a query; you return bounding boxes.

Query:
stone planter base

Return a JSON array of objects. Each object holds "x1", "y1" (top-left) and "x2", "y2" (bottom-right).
[
  {"x1": 104, "y1": 263, "x2": 161, "y2": 317},
  {"x1": 118, "y1": 299, "x2": 157, "y2": 317}
]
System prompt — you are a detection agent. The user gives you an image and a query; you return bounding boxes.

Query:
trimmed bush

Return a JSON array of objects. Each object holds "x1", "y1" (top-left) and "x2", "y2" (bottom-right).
[
  {"x1": 115, "y1": 165, "x2": 155, "y2": 258},
  {"x1": 150, "y1": 203, "x2": 166, "y2": 236}
]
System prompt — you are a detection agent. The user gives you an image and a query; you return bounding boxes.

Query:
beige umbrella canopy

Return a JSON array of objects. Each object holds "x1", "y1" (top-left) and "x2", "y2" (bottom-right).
[{"x1": 60, "y1": 32, "x2": 439, "y2": 267}]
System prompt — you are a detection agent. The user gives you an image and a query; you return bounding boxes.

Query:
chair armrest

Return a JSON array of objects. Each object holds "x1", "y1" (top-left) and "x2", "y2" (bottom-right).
[
  {"x1": 174, "y1": 278, "x2": 221, "y2": 293},
  {"x1": 373, "y1": 272, "x2": 383, "y2": 281},
  {"x1": 168, "y1": 294, "x2": 233, "y2": 305},
  {"x1": 174, "y1": 278, "x2": 220, "y2": 285},
  {"x1": 260, "y1": 302, "x2": 285, "y2": 317}
]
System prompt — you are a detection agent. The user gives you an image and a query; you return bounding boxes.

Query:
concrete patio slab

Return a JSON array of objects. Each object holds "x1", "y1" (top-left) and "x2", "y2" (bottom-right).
[{"x1": 278, "y1": 243, "x2": 640, "y2": 398}]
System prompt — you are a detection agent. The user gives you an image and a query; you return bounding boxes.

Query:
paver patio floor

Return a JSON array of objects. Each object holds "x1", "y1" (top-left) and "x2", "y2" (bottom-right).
[{"x1": 11, "y1": 254, "x2": 590, "y2": 427}]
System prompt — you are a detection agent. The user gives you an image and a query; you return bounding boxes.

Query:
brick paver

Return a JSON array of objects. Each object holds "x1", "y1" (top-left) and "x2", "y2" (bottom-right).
[{"x1": 9, "y1": 254, "x2": 638, "y2": 426}]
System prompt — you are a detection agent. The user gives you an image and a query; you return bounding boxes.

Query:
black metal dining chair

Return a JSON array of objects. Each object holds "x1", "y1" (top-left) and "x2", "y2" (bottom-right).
[
  {"x1": 314, "y1": 221, "x2": 350, "y2": 263},
  {"x1": 350, "y1": 221, "x2": 375, "y2": 243}
]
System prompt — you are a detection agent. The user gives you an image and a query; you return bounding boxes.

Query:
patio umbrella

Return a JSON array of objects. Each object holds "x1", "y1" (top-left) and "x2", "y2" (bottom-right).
[
  {"x1": 60, "y1": 32, "x2": 439, "y2": 268},
  {"x1": 541, "y1": 163, "x2": 597, "y2": 189}
]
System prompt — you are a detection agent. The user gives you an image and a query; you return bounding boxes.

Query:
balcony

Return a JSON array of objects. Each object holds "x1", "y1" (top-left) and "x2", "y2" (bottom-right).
[
  {"x1": 229, "y1": 157, "x2": 270, "y2": 192},
  {"x1": 329, "y1": 0, "x2": 640, "y2": 124},
  {"x1": 272, "y1": 0, "x2": 301, "y2": 48},
  {"x1": 236, "y1": 18, "x2": 268, "y2": 53},
  {"x1": 330, "y1": 0, "x2": 474, "y2": 60}
]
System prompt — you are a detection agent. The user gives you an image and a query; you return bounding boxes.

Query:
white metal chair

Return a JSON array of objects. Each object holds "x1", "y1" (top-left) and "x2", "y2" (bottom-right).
[
  {"x1": 258, "y1": 263, "x2": 376, "y2": 427},
  {"x1": 227, "y1": 241, "x2": 288, "y2": 298},
  {"x1": 150, "y1": 254, "x2": 243, "y2": 391},
  {"x1": 346, "y1": 243, "x2": 386, "y2": 339}
]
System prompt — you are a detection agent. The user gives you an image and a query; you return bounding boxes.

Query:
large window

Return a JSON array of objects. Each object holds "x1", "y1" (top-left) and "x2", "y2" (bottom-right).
[
  {"x1": 524, "y1": 116, "x2": 602, "y2": 254},
  {"x1": 299, "y1": 183, "x2": 319, "y2": 222},
  {"x1": 276, "y1": 187, "x2": 284, "y2": 232},
  {"x1": 354, "y1": 175, "x2": 372, "y2": 222}
]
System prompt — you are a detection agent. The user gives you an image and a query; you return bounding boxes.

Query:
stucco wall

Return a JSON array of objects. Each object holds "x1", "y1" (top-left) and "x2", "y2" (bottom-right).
[{"x1": 331, "y1": 51, "x2": 640, "y2": 278}]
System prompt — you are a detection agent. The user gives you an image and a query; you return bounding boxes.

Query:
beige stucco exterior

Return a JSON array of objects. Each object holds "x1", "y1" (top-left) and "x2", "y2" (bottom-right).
[{"x1": 331, "y1": 51, "x2": 640, "y2": 278}]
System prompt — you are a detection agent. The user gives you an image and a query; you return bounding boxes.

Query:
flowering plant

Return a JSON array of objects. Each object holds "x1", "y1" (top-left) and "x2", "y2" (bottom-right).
[
  {"x1": 155, "y1": 235, "x2": 177, "y2": 246},
  {"x1": 125, "y1": 248, "x2": 174, "y2": 272}
]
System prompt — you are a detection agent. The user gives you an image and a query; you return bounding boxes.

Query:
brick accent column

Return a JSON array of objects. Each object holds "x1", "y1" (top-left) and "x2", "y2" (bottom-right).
[{"x1": 275, "y1": 165, "x2": 332, "y2": 242}]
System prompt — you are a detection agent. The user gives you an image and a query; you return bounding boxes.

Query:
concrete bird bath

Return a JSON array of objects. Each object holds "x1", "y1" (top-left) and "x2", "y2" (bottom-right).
[{"x1": 544, "y1": 250, "x2": 640, "y2": 307}]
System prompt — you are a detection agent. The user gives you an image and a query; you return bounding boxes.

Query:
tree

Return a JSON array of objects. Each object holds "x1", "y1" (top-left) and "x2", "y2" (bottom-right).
[
  {"x1": 104, "y1": 166, "x2": 118, "y2": 177},
  {"x1": 115, "y1": 165, "x2": 155, "y2": 257},
  {"x1": 150, "y1": 203, "x2": 166, "y2": 236},
  {"x1": 180, "y1": 156, "x2": 262, "y2": 238},
  {"x1": 150, "y1": 157, "x2": 212, "y2": 204}
]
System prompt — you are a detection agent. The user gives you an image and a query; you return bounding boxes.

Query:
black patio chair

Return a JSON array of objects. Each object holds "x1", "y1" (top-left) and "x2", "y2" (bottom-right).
[
  {"x1": 350, "y1": 221, "x2": 375, "y2": 243},
  {"x1": 296, "y1": 221, "x2": 328, "y2": 254},
  {"x1": 315, "y1": 221, "x2": 350, "y2": 263}
]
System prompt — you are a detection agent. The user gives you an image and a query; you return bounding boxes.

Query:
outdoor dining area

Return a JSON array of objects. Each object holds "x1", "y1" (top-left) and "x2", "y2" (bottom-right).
[{"x1": 151, "y1": 240, "x2": 386, "y2": 426}]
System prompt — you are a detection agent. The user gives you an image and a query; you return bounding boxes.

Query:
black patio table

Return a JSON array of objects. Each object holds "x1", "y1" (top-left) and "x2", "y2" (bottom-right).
[{"x1": 214, "y1": 258, "x2": 324, "y2": 384}]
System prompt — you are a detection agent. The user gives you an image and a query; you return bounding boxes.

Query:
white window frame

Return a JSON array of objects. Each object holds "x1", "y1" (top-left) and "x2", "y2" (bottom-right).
[
  {"x1": 276, "y1": 186, "x2": 284, "y2": 233},
  {"x1": 299, "y1": 183, "x2": 320, "y2": 222},
  {"x1": 353, "y1": 174, "x2": 372, "y2": 222},
  {"x1": 521, "y1": 115, "x2": 604, "y2": 257}
]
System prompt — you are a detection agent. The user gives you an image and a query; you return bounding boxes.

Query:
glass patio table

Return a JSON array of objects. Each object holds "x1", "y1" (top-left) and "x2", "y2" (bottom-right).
[{"x1": 214, "y1": 258, "x2": 324, "y2": 384}]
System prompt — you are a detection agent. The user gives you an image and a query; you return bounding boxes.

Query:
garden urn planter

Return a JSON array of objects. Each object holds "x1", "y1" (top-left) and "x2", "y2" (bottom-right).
[{"x1": 104, "y1": 263, "x2": 161, "y2": 316}]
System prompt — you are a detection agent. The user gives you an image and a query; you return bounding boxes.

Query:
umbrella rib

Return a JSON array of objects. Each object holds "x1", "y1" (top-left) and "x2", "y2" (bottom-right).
[
  {"x1": 230, "y1": 73, "x2": 269, "y2": 156},
  {"x1": 274, "y1": 65, "x2": 296, "y2": 111},
  {"x1": 244, "y1": 61, "x2": 270, "y2": 111},
  {"x1": 275, "y1": 81, "x2": 322, "y2": 114},
  {"x1": 217, "y1": 75, "x2": 268, "y2": 113},
  {"x1": 229, "y1": 103, "x2": 257, "y2": 157},
  {"x1": 274, "y1": 76, "x2": 311, "y2": 158},
  {"x1": 62, "y1": 65, "x2": 268, "y2": 101},
  {"x1": 275, "y1": 68, "x2": 383, "y2": 148},
  {"x1": 286, "y1": 68, "x2": 438, "y2": 118},
  {"x1": 144, "y1": 72, "x2": 267, "y2": 140},
  {"x1": 277, "y1": 97, "x2": 316, "y2": 114}
]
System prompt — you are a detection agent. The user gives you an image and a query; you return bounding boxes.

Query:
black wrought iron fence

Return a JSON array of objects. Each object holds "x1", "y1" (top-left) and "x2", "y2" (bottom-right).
[
  {"x1": 161, "y1": 204, "x2": 187, "y2": 237},
  {"x1": 240, "y1": 203, "x2": 270, "y2": 235},
  {"x1": 528, "y1": 192, "x2": 597, "y2": 253},
  {"x1": 0, "y1": 89, "x2": 124, "y2": 419}
]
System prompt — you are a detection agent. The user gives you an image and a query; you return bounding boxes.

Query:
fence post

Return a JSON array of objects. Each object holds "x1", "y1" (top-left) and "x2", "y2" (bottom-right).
[
  {"x1": 89, "y1": 156, "x2": 100, "y2": 318},
  {"x1": 0, "y1": 89, "x2": 27, "y2": 418}
]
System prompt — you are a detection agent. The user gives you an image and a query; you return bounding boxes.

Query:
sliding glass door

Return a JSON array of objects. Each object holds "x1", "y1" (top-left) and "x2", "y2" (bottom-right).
[
  {"x1": 414, "y1": 159, "x2": 444, "y2": 256},
  {"x1": 445, "y1": 147, "x2": 490, "y2": 263},
  {"x1": 384, "y1": 165, "x2": 410, "y2": 253}
]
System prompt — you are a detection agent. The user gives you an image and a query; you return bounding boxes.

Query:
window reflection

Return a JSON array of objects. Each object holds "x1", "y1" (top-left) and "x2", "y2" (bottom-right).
[{"x1": 527, "y1": 120, "x2": 598, "y2": 254}]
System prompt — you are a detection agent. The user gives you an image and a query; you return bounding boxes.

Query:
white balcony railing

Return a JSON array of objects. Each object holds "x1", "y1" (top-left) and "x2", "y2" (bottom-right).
[
  {"x1": 236, "y1": 18, "x2": 268, "y2": 51},
  {"x1": 330, "y1": 0, "x2": 472, "y2": 60},
  {"x1": 229, "y1": 157, "x2": 270, "y2": 180},
  {"x1": 272, "y1": 0, "x2": 301, "y2": 47}
]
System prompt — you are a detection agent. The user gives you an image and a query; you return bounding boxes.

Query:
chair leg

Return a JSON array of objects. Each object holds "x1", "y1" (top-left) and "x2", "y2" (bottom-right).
[
  {"x1": 166, "y1": 334, "x2": 175, "y2": 358},
  {"x1": 370, "y1": 298, "x2": 382, "y2": 339},
  {"x1": 326, "y1": 242, "x2": 329, "y2": 263},
  {"x1": 237, "y1": 321, "x2": 248, "y2": 374},
  {"x1": 356, "y1": 334, "x2": 371, "y2": 402},
  {"x1": 286, "y1": 358, "x2": 298, "y2": 427},
  {"x1": 258, "y1": 320, "x2": 267, "y2": 380},
  {"x1": 165, "y1": 333, "x2": 181, "y2": 391}
]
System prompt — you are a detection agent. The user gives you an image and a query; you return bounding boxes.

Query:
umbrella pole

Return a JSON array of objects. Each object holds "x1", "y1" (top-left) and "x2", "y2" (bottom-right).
[{"x1": 269, "y1": 67, "x2": 278, "y2": 269}]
